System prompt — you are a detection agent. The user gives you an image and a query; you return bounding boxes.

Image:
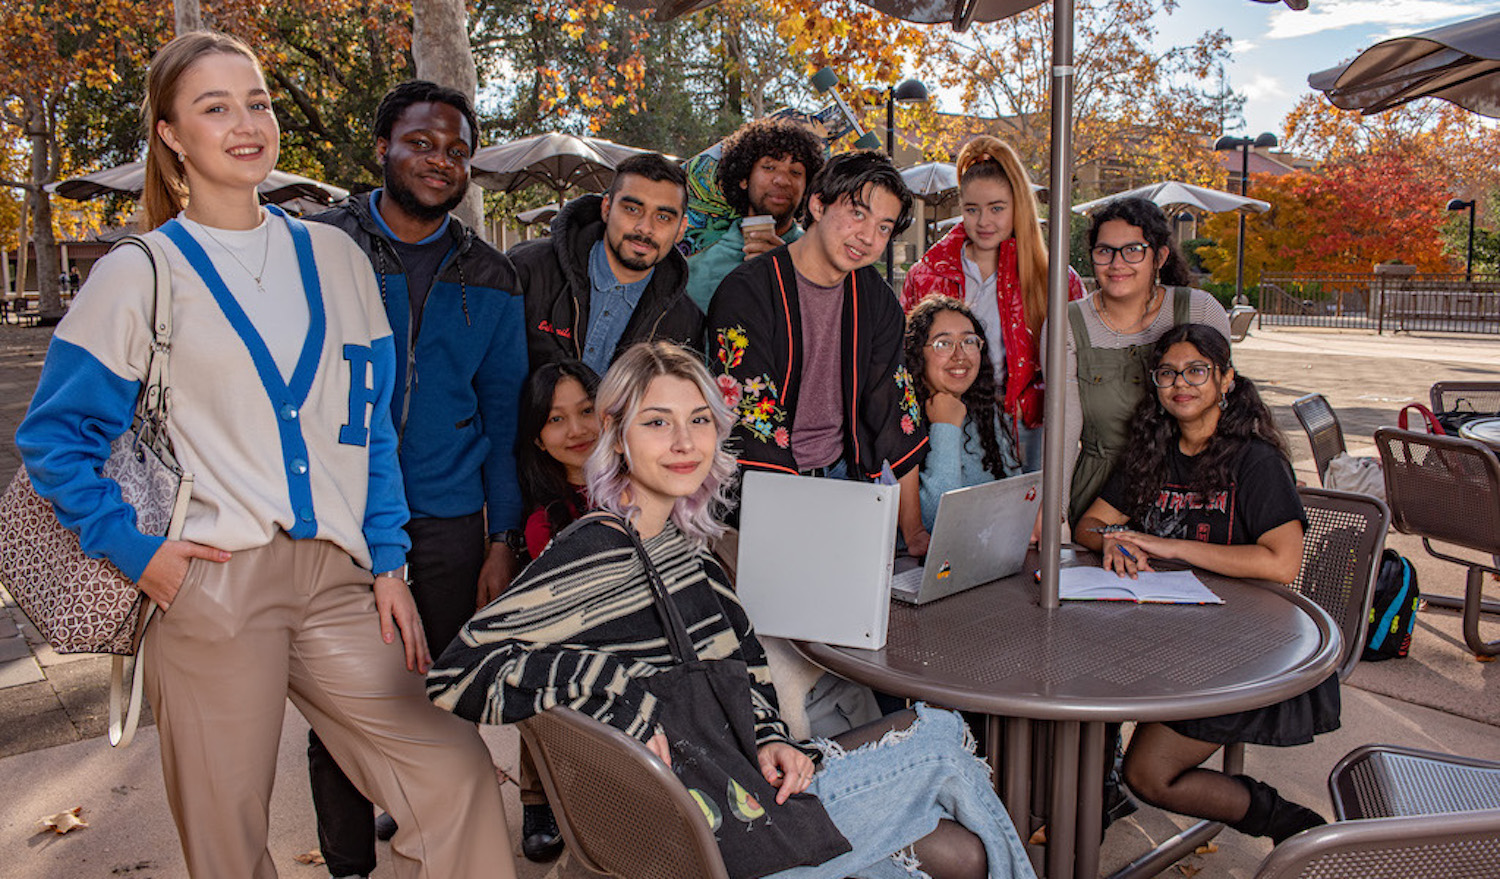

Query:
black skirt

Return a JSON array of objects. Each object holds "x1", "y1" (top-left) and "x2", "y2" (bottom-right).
[{"x1": 1165, "y1": 674, "x2": 1341, "y2": 747}]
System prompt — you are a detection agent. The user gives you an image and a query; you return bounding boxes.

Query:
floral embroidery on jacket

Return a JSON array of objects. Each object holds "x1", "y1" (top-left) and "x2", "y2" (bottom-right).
[
  {"x1": 716, "y1": 325, "x2": 789, "y2": 448},
  {"x1": 895, "y1": 365, "x2": 921, "y2": 435}
]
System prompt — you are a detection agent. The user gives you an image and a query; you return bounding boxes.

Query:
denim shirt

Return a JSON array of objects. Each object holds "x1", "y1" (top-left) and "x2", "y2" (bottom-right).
[{"x1": 583, "y1": 240, "x2": 652, "y2": 375}]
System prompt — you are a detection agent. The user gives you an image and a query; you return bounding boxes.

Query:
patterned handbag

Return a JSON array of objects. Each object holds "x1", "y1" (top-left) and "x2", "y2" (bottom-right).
[{"x1": 0, "y1": 234, "x2": 191, "y2": 746}]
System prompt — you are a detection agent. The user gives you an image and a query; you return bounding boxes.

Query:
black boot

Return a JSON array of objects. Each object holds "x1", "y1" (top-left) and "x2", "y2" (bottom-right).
[
  {"x1": 1229, "y1": 775, "x2": 1326, "y2": 844},
  {"x1": 522, "y1": 803, "x2": 565, "y2": 862}
]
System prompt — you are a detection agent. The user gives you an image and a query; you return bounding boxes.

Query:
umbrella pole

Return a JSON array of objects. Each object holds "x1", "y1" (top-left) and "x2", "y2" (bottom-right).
[{"x1": 1039, "y1": 0, "x2": 1076, "y2": 609}]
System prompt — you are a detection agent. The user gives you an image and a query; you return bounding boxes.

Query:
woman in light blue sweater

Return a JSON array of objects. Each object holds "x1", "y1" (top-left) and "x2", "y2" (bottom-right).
[{"x1": 902, "y1": 295, "x2": 1021, "y2": 533}]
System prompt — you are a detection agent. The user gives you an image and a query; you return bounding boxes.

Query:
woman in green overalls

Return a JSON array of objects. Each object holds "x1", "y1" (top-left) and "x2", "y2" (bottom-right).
[{"x1": 1059, "y1": 197, "x2": 1231, "y2": 528}]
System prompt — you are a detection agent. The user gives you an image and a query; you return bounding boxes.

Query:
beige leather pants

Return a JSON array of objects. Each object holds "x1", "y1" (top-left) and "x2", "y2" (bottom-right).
[{"x1": 142, "y1": 533, "x2": 515, "y2": 879}]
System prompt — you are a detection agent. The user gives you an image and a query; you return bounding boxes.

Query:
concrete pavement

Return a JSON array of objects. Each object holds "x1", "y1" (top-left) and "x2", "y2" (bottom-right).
[{"x1": 1, "y1": 323, "x2": 1497, "y2": 878}]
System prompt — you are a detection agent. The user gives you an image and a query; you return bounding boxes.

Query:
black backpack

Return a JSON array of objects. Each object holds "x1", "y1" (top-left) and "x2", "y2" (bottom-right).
[{"x1": 1363, "y1": 549, "x2": 1420, "y2": 661}]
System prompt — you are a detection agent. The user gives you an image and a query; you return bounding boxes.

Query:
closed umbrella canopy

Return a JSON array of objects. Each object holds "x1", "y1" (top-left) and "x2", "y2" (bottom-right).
[
  {"x1": 1309, "y1": 11, "x2": 1500, "y2": 118},
  {"x1": 1071, "y1": 181, "x2": 1270, "y2": 216},
  {"x1": 469, "y1": 132, "x2": 656, "y2": 197},
  {"x1": 47, "y1": 161, "x2": 348, "y2": 206}
]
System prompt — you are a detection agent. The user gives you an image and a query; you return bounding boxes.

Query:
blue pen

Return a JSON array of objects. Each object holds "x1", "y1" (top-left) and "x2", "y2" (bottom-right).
[{"x1": 1115, "y1": 544, "x2": 1138, "y2": 562}]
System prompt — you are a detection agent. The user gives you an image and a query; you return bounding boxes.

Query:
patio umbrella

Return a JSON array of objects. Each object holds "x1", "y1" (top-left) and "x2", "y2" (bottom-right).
[
  {"x1": 516, "y1": 205, "x2": 559, "y2": 226},
  {"x1": 1309, "y1": 11, "x2": 1500, "y2": 118},
  {"x1": 47, "y1": 161, "x2": 349, "y2": 206},
  {"x1": 902, "y1": 162, "x2": 961, "y2": 205},
  {"x1": 469, "y1": 133, "x2": 654, "y2": 201},
  {"x1": 1071, "y1": 181, "x2": 1270, "y2": 216}
]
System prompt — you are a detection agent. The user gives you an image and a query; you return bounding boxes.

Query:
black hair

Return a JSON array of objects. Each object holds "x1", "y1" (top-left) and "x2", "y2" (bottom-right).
[
  {"x1": 607, "y1": 152, "x2": 687, "y2": 212},
  {"x1": 716, "y1": 119, "x2": 825, "y2": 217},
  {"x1": 1115, "y1": 323, "x2": 1288, "y2": 517},
  {"x1": 903, "y1": 295, "x2": 1013, "y2": 479},
  {"x1": 803, "y1": 149, "x2": 914, "y2": 235},
  {"x1": 1086, "y1": 196, "x2": 1192, "y2": 286},
  {"x1": 373, "y1": 80, "x2": 480, "y2": 151},
  {"x1": 516, "y1": 360, "x2": 602, "y2": 545}
]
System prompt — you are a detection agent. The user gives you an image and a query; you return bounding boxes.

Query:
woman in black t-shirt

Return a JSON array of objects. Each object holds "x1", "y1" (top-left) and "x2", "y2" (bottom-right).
[{"x1": 1076, "y1": 323, "x2": 1334, "y2": 845}]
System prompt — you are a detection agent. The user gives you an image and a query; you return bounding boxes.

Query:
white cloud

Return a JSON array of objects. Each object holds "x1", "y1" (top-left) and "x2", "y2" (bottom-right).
[
  {"x1": 1263, "y1": 0, "x2": 1499, "y2": 40},
  {"x1": 1241, "y1": 73, "x2": 1289, "y2": 103},
  {"x1": 1232, "y1": 38, "x2": 1260, "y2": 54}
]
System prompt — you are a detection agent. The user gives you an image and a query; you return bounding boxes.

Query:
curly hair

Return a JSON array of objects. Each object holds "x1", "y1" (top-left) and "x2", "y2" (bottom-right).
[
  {"x1": 1114, "y1": 324, "x2": 1289, "y2": 517},
  {"x1": 716, "y1": 118, "x2": 825, "y2": 218},
  {"x1": 374, "y1": 80, "x2": 480, "y2": 151},
  {"x1": 516, "y1": 360, "x2": 601, "y2": 545},
  {"x1": 1087, "y1": 196, "x2": 1192, "y2": 287},
  {"x1": 584, "y1": 342, "x2": 737, "y2": 549},
  {"x1": 902, "y1": 295, "x2": 1012, "y2": 479}
]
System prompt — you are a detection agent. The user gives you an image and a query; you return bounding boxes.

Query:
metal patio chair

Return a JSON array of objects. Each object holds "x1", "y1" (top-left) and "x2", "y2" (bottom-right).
[
  {"x1": 1373, "y1": 427, "x2": 1500, "y2": 657},
  {"x1": 1288, "y1": 487, "x2": 1389, "y2": 679},
  {"x1": 1430, "y1": 381, "x2": 1500, "y2": 426},
  {"x1": 1292, "y1": 394, "x2": 1347, "y2": 486}
]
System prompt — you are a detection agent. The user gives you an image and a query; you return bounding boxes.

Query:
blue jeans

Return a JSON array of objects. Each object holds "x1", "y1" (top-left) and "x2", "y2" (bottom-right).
[{"x1": 770, "y1": 704, "x2": 1036, "y2": 879}]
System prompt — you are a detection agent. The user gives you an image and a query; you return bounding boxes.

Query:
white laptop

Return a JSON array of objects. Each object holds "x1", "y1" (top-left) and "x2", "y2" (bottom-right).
[
  {"x1": 735, "y1": 471, "x2": 899, "y2": 650},
  {"x1": 891, "y1": 470, "x2": 1043, "y2": 605}
]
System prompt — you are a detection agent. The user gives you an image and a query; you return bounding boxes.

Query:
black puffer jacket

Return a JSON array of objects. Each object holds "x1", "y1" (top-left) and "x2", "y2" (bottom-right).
[{"x1": 510, "y1": 194, "x2": 704, "y2": 369}]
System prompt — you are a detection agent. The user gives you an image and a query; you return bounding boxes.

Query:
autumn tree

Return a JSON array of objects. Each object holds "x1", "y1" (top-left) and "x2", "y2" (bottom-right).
[{"x1": 1198, "y1": 152, "x2": 1452, "y2": 282}]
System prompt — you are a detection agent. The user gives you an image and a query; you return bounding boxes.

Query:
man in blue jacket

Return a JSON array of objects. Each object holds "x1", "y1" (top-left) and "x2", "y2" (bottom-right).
[{"x1": 306, "y1": 81, "x2": 540, "y2": 875}]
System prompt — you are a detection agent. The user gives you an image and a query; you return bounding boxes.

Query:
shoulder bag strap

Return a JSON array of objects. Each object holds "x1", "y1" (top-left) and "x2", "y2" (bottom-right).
[{"x1": 612, "y1": 514, "x2": 699, "y2": 666}]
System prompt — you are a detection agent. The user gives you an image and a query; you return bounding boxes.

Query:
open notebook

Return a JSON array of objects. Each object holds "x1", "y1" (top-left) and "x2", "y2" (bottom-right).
[{"x1": 1058, "y1": 567, "x2": 1224, "y2": 605}]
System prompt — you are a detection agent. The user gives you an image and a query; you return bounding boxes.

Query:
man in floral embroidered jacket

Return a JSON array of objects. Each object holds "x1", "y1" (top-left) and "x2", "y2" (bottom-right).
[{"x1": 707, "y1": 150, "x2": 933, "y2": 553}]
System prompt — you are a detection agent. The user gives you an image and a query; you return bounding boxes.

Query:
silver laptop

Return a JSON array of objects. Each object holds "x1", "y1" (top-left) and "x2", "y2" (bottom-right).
[
  {"x1": 891, "y1": 470, "x2": 1043, "y2": 605},
  {"x1": 735, "y1": 471, "x2": 899, "y2": 650}
]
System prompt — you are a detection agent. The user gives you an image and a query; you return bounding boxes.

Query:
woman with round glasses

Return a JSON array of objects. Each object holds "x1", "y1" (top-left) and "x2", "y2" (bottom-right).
[
  {"x1": 901, "y1": 136, "x2": 1083, "y2": 472},
  {"x1": 1057, "y1": 196, "x2": 1230, "y2": 528},
  {"x1": 901, "y1": 295, "x2": 1021, "y2": 534},
  {"x1": 1074, "y1": 323, "x2": 1331, "y2": 845}
]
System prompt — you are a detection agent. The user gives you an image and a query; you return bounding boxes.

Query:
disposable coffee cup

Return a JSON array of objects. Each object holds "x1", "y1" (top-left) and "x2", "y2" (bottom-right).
[{"x1": 741, "y1": 214, "x2": 776, "y2": 242}]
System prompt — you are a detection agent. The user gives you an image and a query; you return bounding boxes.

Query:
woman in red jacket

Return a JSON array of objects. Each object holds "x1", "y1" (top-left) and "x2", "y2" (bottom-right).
[{"x1": 901, "y1": 136, "x2": 1083, "y2": 471}]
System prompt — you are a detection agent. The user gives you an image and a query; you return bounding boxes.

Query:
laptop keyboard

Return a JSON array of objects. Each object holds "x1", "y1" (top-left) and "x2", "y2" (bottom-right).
[{"x1": 891, "y1": 565, "x2": 924, "y2": 601}]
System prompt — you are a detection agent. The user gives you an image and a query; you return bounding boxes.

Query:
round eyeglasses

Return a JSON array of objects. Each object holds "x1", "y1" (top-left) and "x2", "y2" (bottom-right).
[
  {"x1": 927, "y1": 335, "x2": 985, "y2": 356},
  {"x1": 1090, "y1": 243, "x2": 1151, "y2": 266},
  {"x1": 1151, "y1": 364, "x2": 1215, "y2": 388}
]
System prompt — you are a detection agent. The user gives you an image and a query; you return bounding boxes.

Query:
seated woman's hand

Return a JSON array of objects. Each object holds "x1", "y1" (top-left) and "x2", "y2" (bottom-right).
[
  {"x1": 924, "y1": 391, "x2": 967, "y2": 427},
  {"x1": 646, "y1": 731, "x2": 673, "y2": 768},
  {"x1": 1102, "y1": 534, "x2": 1155, "y2": 579},
  {"x1": 758, "y1": 741, "x2": 815, "y2": 804}
]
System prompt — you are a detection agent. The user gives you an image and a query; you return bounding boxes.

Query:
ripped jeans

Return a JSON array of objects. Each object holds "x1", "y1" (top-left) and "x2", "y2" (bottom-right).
[{"x1": 768, "y1": 703, "x2": 1037, "y2": 879}]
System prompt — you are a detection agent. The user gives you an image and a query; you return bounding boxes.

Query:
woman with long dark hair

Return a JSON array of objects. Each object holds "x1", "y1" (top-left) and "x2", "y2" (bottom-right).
[
  {"x1": 15, "y1": 32, "x2": 511, "y2": 877},
  {"x1": 1076, "y1": 324, "x2": 1331, "y2": 844},
  {"x1": 1058, "y1": 197, "x2": 1231, "y2": 527},
  {"x1": 516, "y1": 359, "x2": 602, "y2": 559},
  {"x1": 430, "y1": 342, "x2": 1036, "y2": 879},
  {"x1": 901, "y1": 136, "x2": 1083, "y2": 470},
  {"x1": 901, "y1": 295, "x2": 1019, "y2": 531}
]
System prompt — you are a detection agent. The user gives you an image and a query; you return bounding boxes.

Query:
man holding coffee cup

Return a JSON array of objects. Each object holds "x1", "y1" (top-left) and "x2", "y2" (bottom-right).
[{"x1": 684, "y1": 118, "x2": 825, "y2": 312}]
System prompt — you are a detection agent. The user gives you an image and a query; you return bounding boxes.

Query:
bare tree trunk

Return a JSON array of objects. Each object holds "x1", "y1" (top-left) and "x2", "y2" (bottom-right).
[
  {"x1": 20, "y1": 95, "x2": 62, "y2": 319},
  {"x1": 412, "y1": 0, "x2": 486, "y2": 239},
  {"x1": 174, "y1": 0, "x2": 204, "y2": 34}
]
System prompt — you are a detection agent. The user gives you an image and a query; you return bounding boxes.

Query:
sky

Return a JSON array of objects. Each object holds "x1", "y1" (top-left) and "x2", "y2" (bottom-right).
[{"x1": 1158, "y1": 0, "x2": 1500, "y2": 138}]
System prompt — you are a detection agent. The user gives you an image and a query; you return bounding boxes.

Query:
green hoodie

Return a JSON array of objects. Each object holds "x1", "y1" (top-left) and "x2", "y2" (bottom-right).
[{"x1": 684, "y1": 217, "x2": 803, "y2": 312}]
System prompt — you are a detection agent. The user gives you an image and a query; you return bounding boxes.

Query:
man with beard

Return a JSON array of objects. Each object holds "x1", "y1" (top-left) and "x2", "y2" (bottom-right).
[
  {"x1": 684, "y1": 118, "x2": 824, "y2": 312},
  {"x1": 514, "y1": 153, "x2": 703, "y2": 371},
  {"x1": 306, "y1": 81, "x2": 533, "y2": 876}
]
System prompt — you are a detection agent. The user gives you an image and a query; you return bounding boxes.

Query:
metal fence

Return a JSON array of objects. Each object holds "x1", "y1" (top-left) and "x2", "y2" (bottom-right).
[{"x1": 1258, "y1": 271, "x2": 1500, "y2": 335}]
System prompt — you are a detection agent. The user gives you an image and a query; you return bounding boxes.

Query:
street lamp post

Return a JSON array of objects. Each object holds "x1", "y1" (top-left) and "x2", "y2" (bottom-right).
[
  {"x1": 884, "y1": 78, "x2": 928, "y2": 284},
  {"x1": 1448, "y1": 198, "x2": 1476, "y2": 281},
  {"x1": 1213, "y1": 132, "x2": 1278, "y2": 303}
]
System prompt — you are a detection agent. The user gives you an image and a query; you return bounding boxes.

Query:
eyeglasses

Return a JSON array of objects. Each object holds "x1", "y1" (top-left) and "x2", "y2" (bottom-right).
[
  {"x1": 1151, "y1": 363, "x2": 1215, "y2": 388},
  {"x1": 1090, "y1": 243, "x2": 1152, "y2": 266},
  {"x1": 926, "y1": 334, "x2": 985, "y2": 356}
]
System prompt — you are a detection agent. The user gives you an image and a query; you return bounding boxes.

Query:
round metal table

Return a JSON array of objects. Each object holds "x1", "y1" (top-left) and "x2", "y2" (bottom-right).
[
  {"x1": 1458, "y1": 416, "x2": 1500, "y2": 453},
  {"x1": 794, "y1": 548, "x2": 1341, "y2": 879}
]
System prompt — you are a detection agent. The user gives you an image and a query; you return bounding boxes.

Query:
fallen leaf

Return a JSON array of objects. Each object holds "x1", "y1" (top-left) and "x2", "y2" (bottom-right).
[
  {"x1": 1027, "y1": 826, "x2": 1047, "y2": 846},
  {"x1": 1476, "y1": 654, "x2": 1495, "y2": 663},
  {"x1": 1194, "y1": 842, "x2": 1218, "y2": 855},
  {"x1": 293, "y1": 850, "x2": 326, "y2": 866},
  {"x1": 1175, "y1": 865, "x2": 1202, "y2": 877},
  {"x1": 38, "y1": 807, "x2": 88, "y2": 834}
]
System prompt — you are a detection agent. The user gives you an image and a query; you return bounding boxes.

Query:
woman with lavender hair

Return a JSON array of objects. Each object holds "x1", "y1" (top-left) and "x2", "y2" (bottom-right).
[{"x1": 427, "y1": 341, "x2": 1034, "y2": 879}]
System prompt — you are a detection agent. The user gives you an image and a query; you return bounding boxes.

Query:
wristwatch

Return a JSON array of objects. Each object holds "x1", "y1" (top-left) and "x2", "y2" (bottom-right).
[
  {"x1": 375, "y1": 564, "x2": 409, "y2": 583},
  {"x1": 493, "y1": 529, "x2": 525, "y2": 556}
]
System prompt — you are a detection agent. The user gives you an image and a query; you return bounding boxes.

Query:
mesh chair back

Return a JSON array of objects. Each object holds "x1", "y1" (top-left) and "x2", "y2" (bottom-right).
[
  {"x1": 1229, "y1": 306, "x2": 1257, "y2": 342},
  {"x1": 1292, "y1": 394, "x2": 1347, "y2": 485},
  {"x1": 1430, "y1": 381, "x2": 1500, "y2": 420},
  {"x1": 519, "y1": 707, "x2": 730, "y2": 879},
  {"x1": 1287, "y1": 488, "x2": 1389, "y2": 679},
  {"x1": 1373, "y1": 428, "x2": 1500, "y2": 556},
  {"x1": 1250, "y1": 807, "x2": 1500, "y2": 879},
  {"x1": 1329, "y1": 744, "x2": 1500, "y2": 821}
]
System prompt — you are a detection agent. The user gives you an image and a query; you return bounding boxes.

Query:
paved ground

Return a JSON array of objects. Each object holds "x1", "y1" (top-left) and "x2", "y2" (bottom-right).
[{"x1": 0, "y1": 323, "x2": 1496, "y2": 878}]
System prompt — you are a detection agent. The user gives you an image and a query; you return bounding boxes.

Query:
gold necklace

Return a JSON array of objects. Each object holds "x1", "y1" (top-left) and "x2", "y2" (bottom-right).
[{"x1": 1094, "y1": 285, "x2": 1162, "y2": 337}]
